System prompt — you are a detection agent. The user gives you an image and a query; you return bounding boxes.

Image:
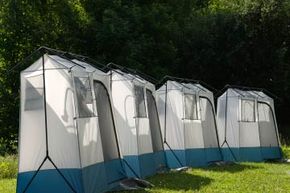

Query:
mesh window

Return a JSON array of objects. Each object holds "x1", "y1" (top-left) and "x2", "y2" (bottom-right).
[
  {"x1": 258, "y1": 103, "x2": 271, "y2": 122},
  {"x1": 24, "y1": 75, "x2": 44, "y2": 111},
  {"x1": 241, "y1": 99, "x2": 255, "y2": 122},
  {"x1": 93, "y1": 81, "x2": 120, "y2": 161},
  {"x1": 134, "y1": 85, "x2": 147, "y2": 117},
  {"x1": 184, "y1": 94, "x2": 198, "y2": 120},
  {"x1": 74, "y1": 77, "x2": 94, "y2": 118},
  {"x1": 258, "y1": 102, "x2": 279, "y2": 147},
  {"x1": 146, "y1": 89, "x2": 163, "y2": 152}
]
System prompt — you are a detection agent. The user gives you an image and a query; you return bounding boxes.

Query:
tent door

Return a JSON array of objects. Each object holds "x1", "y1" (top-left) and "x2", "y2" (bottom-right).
[
  {"x1": 239, "y1": 99, "x2": 261, "y2": 161},
  {"x1": 93, "y1": 80, "x2": 125, "y2": 184},
  {"x1": 257, "y1": 102, "x2": 280, "y2": 159},
  {"x1": 146, "y1": 89, "x2": 166, "y2": 171},
  {"x1": 183, "y1": 94, "x2": 205, "y2": 166},
  {"x1": 199, "y1": 97, "x2": 221, "y2": 163}
]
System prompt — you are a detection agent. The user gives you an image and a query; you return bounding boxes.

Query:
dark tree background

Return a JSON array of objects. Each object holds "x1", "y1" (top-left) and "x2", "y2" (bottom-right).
[{"x1": 0, "y1": 0, "x2": 289, "y2": 154}]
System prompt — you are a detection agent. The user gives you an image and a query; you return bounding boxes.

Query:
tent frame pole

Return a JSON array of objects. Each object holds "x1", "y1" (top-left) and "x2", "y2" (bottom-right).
[
  {"x1": 221, "y1": 90, "x2": 238, "y2": 161},
  {"x1": 164, "y1": 83, "x2": 168, "y2": 144}
]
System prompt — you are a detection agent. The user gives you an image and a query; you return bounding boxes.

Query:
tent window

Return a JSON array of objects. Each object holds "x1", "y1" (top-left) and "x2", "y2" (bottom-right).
[
  {"x1": 134, "y1": 85, "x2": 147, "y2": 117},
  {"x1": 258, "y1": 103, "x2": 271, "y2": 122},
  {"x1": 184, "y1": 94, "x2": 198, "y2": 120},
  {"x1": 74, "y1": 77, "x2": 94, "y2": 118},
  {"x1": 24, "y1": 75, "x2": 44, "y2": 111},
  {"x1": 241, "y1": 99, "x2": 255, "y2": 122}
]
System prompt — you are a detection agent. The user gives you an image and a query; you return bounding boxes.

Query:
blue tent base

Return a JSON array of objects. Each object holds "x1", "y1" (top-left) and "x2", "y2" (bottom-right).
[
  {"x1": 123, "y1": 151, "x2": 167, "y2": 179},
  {"x1": 165, "y1": 147, "x2": 222, "y2": 169},
  {"x1": 17, "y1": 159, "x2": 129, "y2": 193},
  {"x1": 221, "y1": 146, "x2": 282, "y2": 162}
]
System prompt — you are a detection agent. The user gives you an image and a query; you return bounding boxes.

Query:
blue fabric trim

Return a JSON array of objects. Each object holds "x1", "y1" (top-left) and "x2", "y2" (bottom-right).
[
  {"x1": 221, "y1": 146, "x2": 282, "y2": 162},
  {"x1": 261, "y1": 146, "x2": 282, "y2": 160},
  {"x1": 165, "y1": 149, "x2": 186, "y2": 169},
  {"x1": 165, "y1": 147, "x2": 222, "y2": 169},
  {"x1": 17, "y1": 159, "x2": 127, "y2": 193},
  {"x1": 17, "y1": 168, "x2": 82, "y2": 193},
  {"x1": 123, "y1": 151, "x2": 167, "y2": 178}
]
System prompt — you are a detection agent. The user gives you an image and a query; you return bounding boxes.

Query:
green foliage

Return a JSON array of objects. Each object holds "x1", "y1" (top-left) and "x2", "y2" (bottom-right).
[
  {"x1": 282, "y1": 145, "x2": 290, "y2": 159},
  {"x1": 0, "y1": 0, "x2": 290, "y2": 152},
  {"x1": 0, "y1": 155, "x2": 17, "y2": 179},
  {"x1": 0, "y1": 179, "x2": 16, "y2": 193}
]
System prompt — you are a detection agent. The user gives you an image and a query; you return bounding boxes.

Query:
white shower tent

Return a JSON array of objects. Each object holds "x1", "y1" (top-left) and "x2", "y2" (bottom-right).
[
  {"x1": 156, "y1": 78, "x2": 222, "y2": 169},
  {"x1": 216, "y1": 86, "x2": 282, "y2": 162},
  {"x1": 108, "y1": 67, "x2": 166, "y2": 178},
  {"x1": 17, "y1": 49, "x2": 137, "y2": 193}
]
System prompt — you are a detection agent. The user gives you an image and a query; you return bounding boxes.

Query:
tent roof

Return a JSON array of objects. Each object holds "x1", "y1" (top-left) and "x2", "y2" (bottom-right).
[
  {"x1": 216, "y1": 84, "x2": 279, "y2": 100},
  {"x1": 157, "y1": 79, "x2": 214, "y2": 98},
  {"x1": 104, "y1": 62, "x2": 157, "y2": 84},
  {"x1": 219, "y1": 87, "x2": 273, "y2": 101},
  {"x1": 110, "y1": 69, "x2": 156, "y2": 90},
  {"x1": 22, "y1": 54, "x2": 107, "y2": 76}
]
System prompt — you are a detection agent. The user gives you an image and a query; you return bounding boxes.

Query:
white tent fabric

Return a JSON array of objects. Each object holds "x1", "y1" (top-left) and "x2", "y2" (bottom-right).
[
  {"x1": 17, "y1": 54, "x2": 129, "y2": 193},
  {"x1": 156, "y1": 80, "x2": 222, "y2": 168},
  {"x1": 109, "y1": 70, "x2": 166, "y2": 178},
  {"x1": 216, "y1": 88, "x2": 282, "y2": 161}
]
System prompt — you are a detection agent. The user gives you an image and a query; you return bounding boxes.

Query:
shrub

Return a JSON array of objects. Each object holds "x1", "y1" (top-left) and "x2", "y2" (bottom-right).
[
  {"x1": 0, "y1": 155, "x2": 18, "y2": 179},
  {"x1": 282, "y1": 145, "x2": 290, "y2": 159}
]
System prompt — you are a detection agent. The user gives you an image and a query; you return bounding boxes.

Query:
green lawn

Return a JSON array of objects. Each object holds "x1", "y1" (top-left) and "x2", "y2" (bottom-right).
[
  {"x1": 0, "y1": 179, "x2": 16, "y2": 193},
  {"x1": 0, "y1": 147, "x2": 289, "y2": 193},
  {"x1": 131, "y1": 162, "x2": 290, "y2": 193},
  {"x1": 0, "y1": 162, "x2": 290, "y2": 193}
]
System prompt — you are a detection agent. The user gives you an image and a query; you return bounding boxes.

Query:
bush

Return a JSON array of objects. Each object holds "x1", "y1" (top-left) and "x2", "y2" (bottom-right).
[
  {"x1": 282, "y1": 145, "x2": 290, "y2": 159},
  {"x1": 0, "y1": 138, "x2": 18, "y2": 156},
  {"x1": 0, "y1": 155, "x2": 18, "y2": 179}
]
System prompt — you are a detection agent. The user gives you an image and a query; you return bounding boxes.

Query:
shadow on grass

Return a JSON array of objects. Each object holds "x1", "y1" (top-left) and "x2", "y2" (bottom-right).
[
  {"x1": 201, "y1": 162, "x2": 261, "y2": 173},
  {"x1": 143, "y1": 172, "x2": 212, "y2": 192}
]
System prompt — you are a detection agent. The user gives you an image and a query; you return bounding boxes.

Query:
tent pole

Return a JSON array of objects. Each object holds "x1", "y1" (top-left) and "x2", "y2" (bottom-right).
[
  {"x1": 22, "y1": 157, "x2": 48, "y2": 193},
  {"x1": 224, "y1": 141, "x2": 238, "y2": 161},
  {"x1": 164, "y1": 83, "x2": 168, "y2": 143},
  {"x1": 122, "y1": 159, "x2": 141, "y2": 179},
  {"x1": 164, "y1": 141, "x2": 184, "y2": 167},
  {"x1": 222, "y1": 90, "x2": 237, "y2": 161},
  {"x1": 223, "y1": 90, "x2": 228, "y2": 148},
  {"x1": 42, "y1": 55, "x2": 49, "y2": 156},
  {"x1": 48, "y1": 157, "x2": 77, "y2": 193}
]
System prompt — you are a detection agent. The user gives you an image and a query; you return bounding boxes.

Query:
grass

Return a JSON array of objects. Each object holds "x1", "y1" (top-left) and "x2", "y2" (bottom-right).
[
  {"x1": 0, "y1": 155, "x2": 17, "y2": 193},
  {"x1": 131, "y1": 162, "x2": 290, "y2": 193},
  {"x1": 0, "y1": 179, "x2": 16, "y2": 193},
  {"x1": 0, "y1": 155, "x2": 18, "y2": 179},
  {"x1": 0, "y1": 150, "x2": 289, "y2": 193}
]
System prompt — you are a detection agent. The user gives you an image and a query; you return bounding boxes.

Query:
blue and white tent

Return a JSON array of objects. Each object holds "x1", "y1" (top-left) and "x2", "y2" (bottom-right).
[
  {"x1": 155, "y1": 79, "x2": 222, "y2": 169},
  {"x1": 108, "y1": 67, "x2": 166, "y2": 178},
  {"x1": 17, "y1": 49, "x2": 142, "y2": 193},
  {"x1": 216, "y1": 86, "x2": 282, "y2": 162}
]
